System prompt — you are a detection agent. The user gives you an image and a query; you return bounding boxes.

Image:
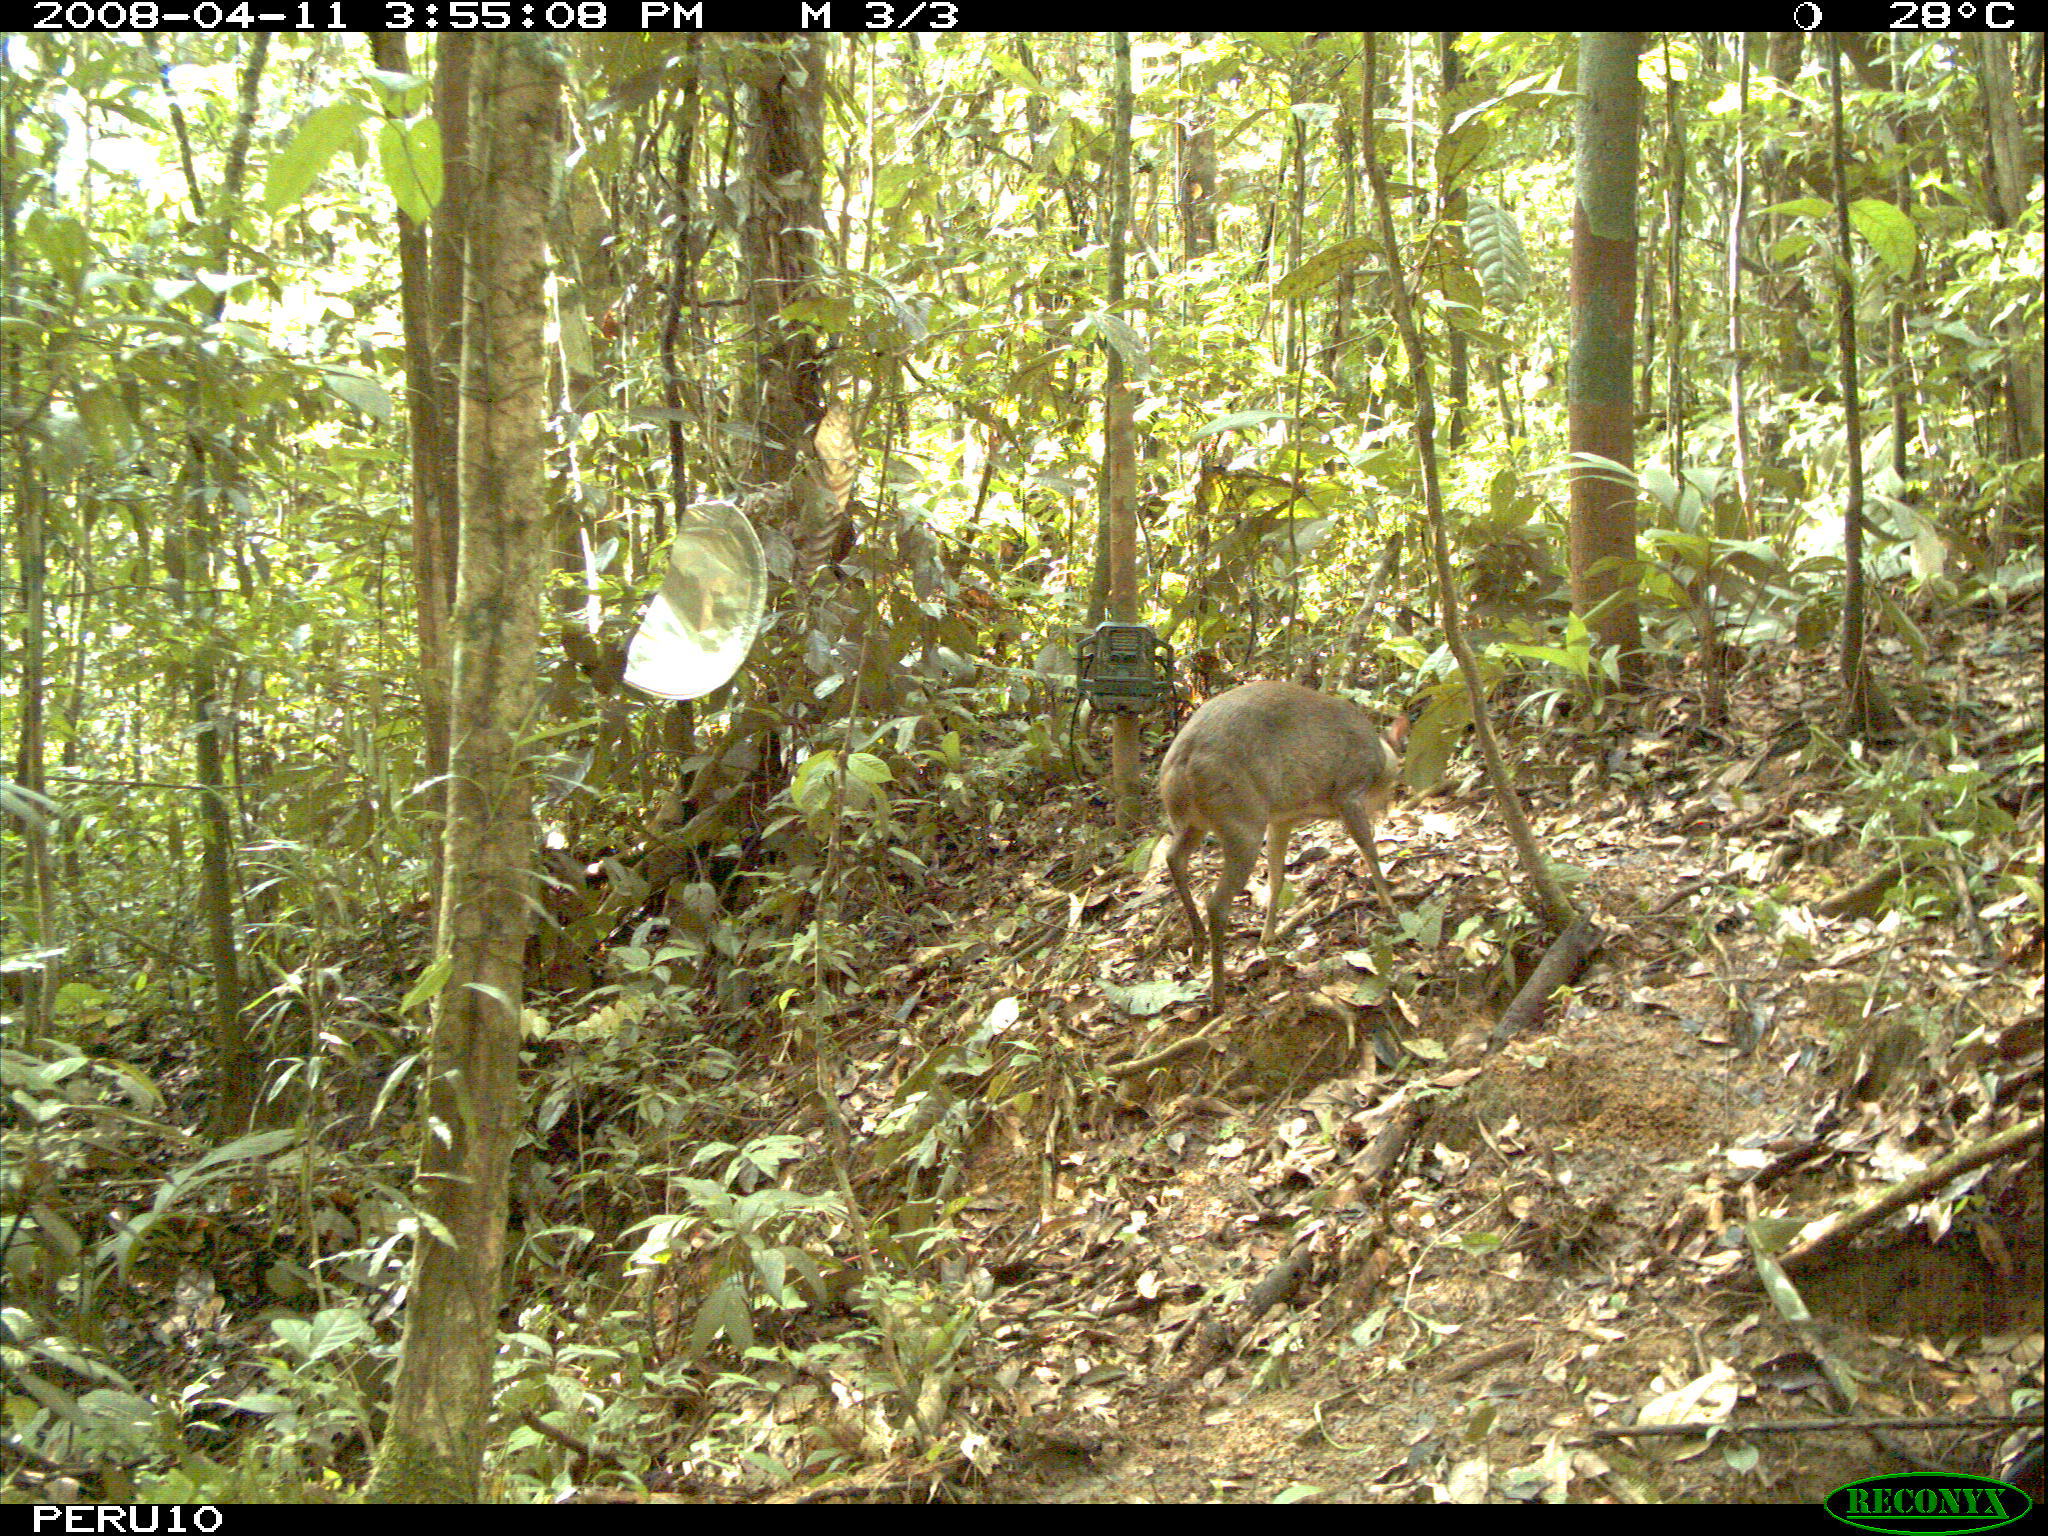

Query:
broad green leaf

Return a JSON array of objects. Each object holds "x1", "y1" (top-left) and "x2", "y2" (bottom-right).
[
  {"x1": 226, "y1": 1392, "x2": 293, "y2": 1417},
  {"x1": 1758, "y1": 195, "x2": 1917, "y2": 277},
  {"x1": 194, "y1": 272, "x2": 255, "y2": 299},
  {"x1": 873, "y1": 162, "x2": 926, "y2": 210},
  {"x1": 1046, "y1": 117, "x2": 1076, "y2": 176},
  {"x1": 792, "y1": 751, "x2": 836, "y2": 809},
  {"x1": 318, "y1": 366, "x2": 392, "y2": 422},
  {"x1": 845, "y1": 752, "x2": 893, "y2": 785},
  {"x1": 1193, "y1": 409, "x2": 1286, "y2": 439},
  {"x1": 271, "y1": 1307, "x2": 373, "y2": 1364},
  {"x1": 1435, "y1": 117, "x2": 1492, "y2": 186},
  {"x1": 1079, "y1": 310, "x2": 1150, "y2": 373},
  {"x1": 401, "y1": 954, "x2": 452, "y2": 1013},
  {"x1": 779, "y1": 1246, "x2": 828, "y2": 1304},
  {"x1": 264, "y1": 100, "x2": 369, "y2": 214},
  {"x1": 690, "y1": 1278, "x2": 755, "y2": 1356},
  {"x1": 77, "y1": 384, "x2": 138, "y2": 460},
  {"x1": 11, "y1": 1369, "x2": 82, "y2": 1422},
  {"x1": 1846, "y1": 197, "x2": 1916, "y2": 277},
  {"x1": 1405, "y1": 692, "x2": 1469, "y2": 791},
  {"x1": 1276, "y1": 235, "x2": 1380, "y2": 302},
  {"x1": 752, "y1": 1246, "x2": 789, "y2": 1304},
  {"x1": 1756, "y1": 196, "x2": 1829, "y2": 220},
  {"x1": 29, "y1": 211, "x2": 91, "y2": 287},
  {"x1": 106, "y1": 1129, "x2": 303, "y2": 1279},
  {"x1": 1397, "y1": 900, "x2": 1443, "y2": 948},
  {"x1": 1498, "y1": 642, "x2": 1590, "y2": 680},
  {"x1": 364, "y1": 66, "x2": 430, "y2": 111},
  {"x1": 990, "y1": 55, "x2": 1044, "y2": 94},
  {"x1": 378, "y1": 117, "x2": 443, "y2": 224},
  {"x1": 782, "y1": 293, "x2": 853, "y2": 330}
]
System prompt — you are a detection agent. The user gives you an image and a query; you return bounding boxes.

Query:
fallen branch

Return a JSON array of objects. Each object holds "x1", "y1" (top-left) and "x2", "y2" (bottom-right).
[
  {"x1": 1181, "y1": 1101, "x2": 1424, "y2": 1371},
  {"x1": 1777, "y1": 1115, "x2": 2043, "y2": 1273},
  {"x1": 1815, "y1": 860, "x2": 1903, "y2": 920},
  {"x1": 1108, "y1": 1020, "x2": 1226, "y2": 1080},
  {"x1": 1488, "y1": 917, "x2": 1605, "y2": 1050}
]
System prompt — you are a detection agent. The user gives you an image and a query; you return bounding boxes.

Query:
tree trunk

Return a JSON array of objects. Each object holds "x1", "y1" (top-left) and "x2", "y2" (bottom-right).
[
  {"x1": 1566, "y1": 32, "x2": 1644, "y2": 680},
  {"x1": 1975, "y1": 34, "x2": 2044, "y2": 467},
  {"x1": 735, "y1": 33, "x2": 827, "y2": 540},
  {"x1": 1104, "y1": 34, "x2": 1141, "y2": 829},
  {"x1": 366, "y1": 37, "x2": 561, "y2": 1504},
  {"x1": 170, "y1": 35, "x2": 269, "y2": 1138},
  {"x1": 373, "y1": 31, "x2": 460, "y2": 929}
]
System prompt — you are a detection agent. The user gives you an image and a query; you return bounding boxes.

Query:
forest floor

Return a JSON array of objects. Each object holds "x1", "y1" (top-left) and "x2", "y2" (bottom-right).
[
  {"x1": 749, "y1": 581, "x2": 2044, "y2": 1505},
  {"x1": 57, "y1": 576, "x2": 2045, "y2": 1506}
]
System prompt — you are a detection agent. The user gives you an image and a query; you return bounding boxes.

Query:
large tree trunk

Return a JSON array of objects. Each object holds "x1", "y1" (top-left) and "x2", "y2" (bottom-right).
[{"x1": 366, "y1": 37, "x2": 561, "y2": 1504}]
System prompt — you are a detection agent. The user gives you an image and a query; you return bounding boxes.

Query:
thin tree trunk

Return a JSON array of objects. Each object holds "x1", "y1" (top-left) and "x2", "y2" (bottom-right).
[
  {"x1": 372, "y1": 32, "x2": 459, "y2": 929},
  {"x1": 1566, "y1": 32, "x2": 1644, "y2": 682}
]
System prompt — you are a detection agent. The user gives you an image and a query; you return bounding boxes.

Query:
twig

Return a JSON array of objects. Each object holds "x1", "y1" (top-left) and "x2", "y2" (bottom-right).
[{"x1": 1589, "y1": 1412, "x2": 2041, "y2": 1439}]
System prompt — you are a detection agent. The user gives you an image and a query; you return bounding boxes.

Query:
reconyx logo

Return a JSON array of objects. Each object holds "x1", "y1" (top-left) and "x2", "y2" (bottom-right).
[{"x1": 1825, "y1": 1473, "x2": 2032, "y2": 1534}]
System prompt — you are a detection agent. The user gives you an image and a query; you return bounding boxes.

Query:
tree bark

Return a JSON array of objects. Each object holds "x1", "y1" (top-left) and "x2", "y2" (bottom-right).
[
  {"x1": 1567, "y1": 32, "x2": 1645, "y2": 681},
  {"x1": 366, "y1": 37, "x2": 561, "y2": 1504}
]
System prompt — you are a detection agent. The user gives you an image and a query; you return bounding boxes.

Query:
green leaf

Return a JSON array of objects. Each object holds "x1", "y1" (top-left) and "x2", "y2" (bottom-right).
[
  {"x1": 226, "y1": 1391, "x2": 294, "y2": 1417},
  {"x1": 318, "y1": 366, "x2": 393, "y2": 422},
  {"x1": 462, "y1": 980, "x2": 516, "y2": 1014},
  {"x1": 1046, "y1": 117, "x2": 1077, "y2": 176},
  {"x1": 1192, "y1": 409, "x2": 1287, "y2": 440},
  {"x1": 271, "y1": 1307, "x2": 373, "y2": 1364},
  {"x1": 1498, "y1": 641, "x2": 1589, "y2": 678},
  {"x1": 264, "y1": 101, "x2": 369, "y2": 214},
  {"x1": 29, "y1": 211, "x2": 91, "y2": 287},
  {"x1": 782, "y1": 293, "x2": 853, "y2": 330},
  {"x1": 1847, "y1": 198, "x2": 1916, "y2": 277},
  {"x1": 1435, "y1": 117, "x2": 1492, "y2": 186},
  {"x1": 1275, "y1": 235, "x2": 1380, "y2": 302},
  {"x1": 1396, "y1": 901, "x2": 1443, "y2": 948},
  {"x1": 402, "y1": 954, "x2": 451, "y2": 1013},
  {"x1": 1405, "y1": 693, "x2": 1469, "y2": 791},
  {"x1": 792, "y1": 750, "x2": 836, "y2": 810},
  {"x1": 845, "y1": 751, "x2": 893, "y2": 785},
  {"x1": 11, "y1": 1369, "x2": 83, "y2": 1422},
  {"x1": 752, "y1": 1246, "x2": 789, "y2": 1304},
  {"x1": 778, "y1": 1246, "x2": 828, "y2": 1304},
  {"x1": 1874, "y1": 584, "x2": 1930, "y2": 666},
  {"x1": 690, "y1": 1278, "x2": 755, "y2": 1356},
  {"x1": 1078, "y1": 310, "x2": 1150, "y2": 373},
  {"x1": 77, "y1": 384, "x2": 138, "y2": 460},
  {"x1": 195, "y1": 272, "x2": 255, "y2": 299},
  {"x1": 378, "y1": 117, "x2": 443, "y2": 224},
  {"x1": 990, "y1": 54, "x2": 1044, "y2": 94},
  {"x1": 106, "y1": 1129, "x2": 303, "y2": 1279},
  {"x1": 1756, "y1": 196, "x2": 1829, "y2": 220},
  {"x1": 363, "y1": 66, "x2": 430, "y2": 112}
]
